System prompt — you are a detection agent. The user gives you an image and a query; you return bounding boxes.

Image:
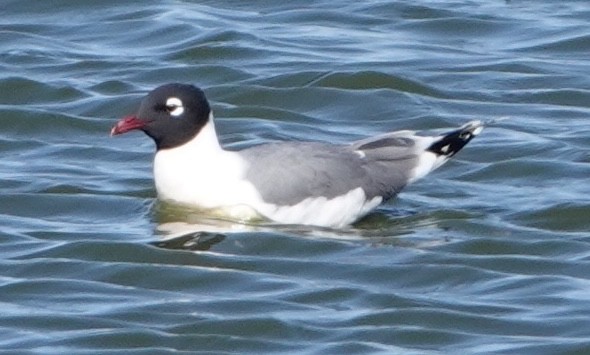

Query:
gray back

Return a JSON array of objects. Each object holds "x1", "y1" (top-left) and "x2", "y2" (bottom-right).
[{"x1": 238, "y1": 136, "x2": 422, "y2": 206}]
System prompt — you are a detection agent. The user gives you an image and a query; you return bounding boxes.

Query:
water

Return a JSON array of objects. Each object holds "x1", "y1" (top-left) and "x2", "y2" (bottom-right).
[{"x1": 1, "y1": 0, "x2": 590, "y2": 353}]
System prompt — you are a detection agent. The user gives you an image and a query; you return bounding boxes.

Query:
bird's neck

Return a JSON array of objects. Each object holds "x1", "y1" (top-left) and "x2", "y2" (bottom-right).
[
  {"x1": 182, "y1": 114, "x2": 224, "y2": 154},
  {"x1": 152, "y1": 113, "x2": 255, "y2": 209},
  {"x1": 153, "y1": 114, "x2": 230, "y2": 181}
]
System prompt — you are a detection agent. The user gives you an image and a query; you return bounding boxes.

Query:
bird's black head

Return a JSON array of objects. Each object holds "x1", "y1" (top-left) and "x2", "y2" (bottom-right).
[{"x1": 111, "y1": 83, "x2": 211, "y2": 150}]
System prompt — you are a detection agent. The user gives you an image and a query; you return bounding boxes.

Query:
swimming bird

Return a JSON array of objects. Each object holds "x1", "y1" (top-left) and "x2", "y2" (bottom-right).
[{"x1": 111, "y1": 83, "x2": 483, "y2": 227}]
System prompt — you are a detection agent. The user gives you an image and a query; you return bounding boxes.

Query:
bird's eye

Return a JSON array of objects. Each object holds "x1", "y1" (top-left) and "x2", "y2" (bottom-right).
[{"x1": 165, "y1": 97, "x2": 184, "y2": 117}]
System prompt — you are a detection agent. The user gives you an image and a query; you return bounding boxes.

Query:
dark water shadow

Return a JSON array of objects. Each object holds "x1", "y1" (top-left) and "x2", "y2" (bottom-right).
[{"x1": 150, "y1": 231, "x2": 226, "y2": 251}]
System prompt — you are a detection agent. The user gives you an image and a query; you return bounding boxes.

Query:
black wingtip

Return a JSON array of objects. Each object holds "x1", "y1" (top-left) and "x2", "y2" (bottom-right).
[{"x1": 426, "y1": 121, "x2": 483, "y2": 157}]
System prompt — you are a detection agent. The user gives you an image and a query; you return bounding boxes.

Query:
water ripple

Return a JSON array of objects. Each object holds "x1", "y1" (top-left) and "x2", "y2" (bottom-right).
[{"x1": 1, "y1": 0, "x2": 590, "y2": 353}]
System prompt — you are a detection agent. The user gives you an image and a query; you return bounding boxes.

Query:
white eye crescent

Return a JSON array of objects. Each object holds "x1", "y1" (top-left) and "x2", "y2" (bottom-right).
[{"x1": 165, "y1": 97, "x2": 184, "y2": 117}]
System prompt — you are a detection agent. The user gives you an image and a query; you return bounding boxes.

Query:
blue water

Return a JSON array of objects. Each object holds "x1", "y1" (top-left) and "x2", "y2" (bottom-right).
[{"x1": 1, "y1": 1, "x2": 590, "y2": 353}]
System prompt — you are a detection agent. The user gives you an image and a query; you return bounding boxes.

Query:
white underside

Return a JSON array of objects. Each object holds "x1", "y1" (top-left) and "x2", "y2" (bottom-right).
[
  {"x1": 153, "y1": 116, "x2": 383, "y2": 227},
  {"x1": 257, "y1": 188, "x2": 383, "y2": 227}
]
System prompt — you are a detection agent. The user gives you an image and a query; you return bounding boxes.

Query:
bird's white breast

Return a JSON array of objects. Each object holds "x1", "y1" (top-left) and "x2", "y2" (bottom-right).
[{"x1": 153, "y1": 119, "x2": 263, "y2": 213}]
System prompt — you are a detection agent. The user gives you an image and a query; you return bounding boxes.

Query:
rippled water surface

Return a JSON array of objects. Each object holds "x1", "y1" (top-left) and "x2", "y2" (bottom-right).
[{"x1": 2, "y1": 1, "x2": 590, "y2": 353}]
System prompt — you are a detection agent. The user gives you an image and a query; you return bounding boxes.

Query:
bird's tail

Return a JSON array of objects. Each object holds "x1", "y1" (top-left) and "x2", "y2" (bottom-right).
[
  {"x1": 426, "y1": 120, "x2": 484, "y2": 157},
  {"x1": 408, "y1": 120, "x2": 484, "y2": 184}
]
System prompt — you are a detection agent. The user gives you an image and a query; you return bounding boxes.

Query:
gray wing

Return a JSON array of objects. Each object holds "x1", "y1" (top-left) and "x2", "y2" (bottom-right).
[
  {"x1": 238, "y1": 138, "x2": 422, "y2": 206},
  {"x1": 237, "y1": 121, "x2": 483, "y2": 206}
]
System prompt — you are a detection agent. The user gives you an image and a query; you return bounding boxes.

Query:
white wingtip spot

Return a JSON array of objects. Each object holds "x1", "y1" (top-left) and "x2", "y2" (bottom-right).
[{"x1": 472, "y1": 126, "x2": 484, "y2": 135}]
